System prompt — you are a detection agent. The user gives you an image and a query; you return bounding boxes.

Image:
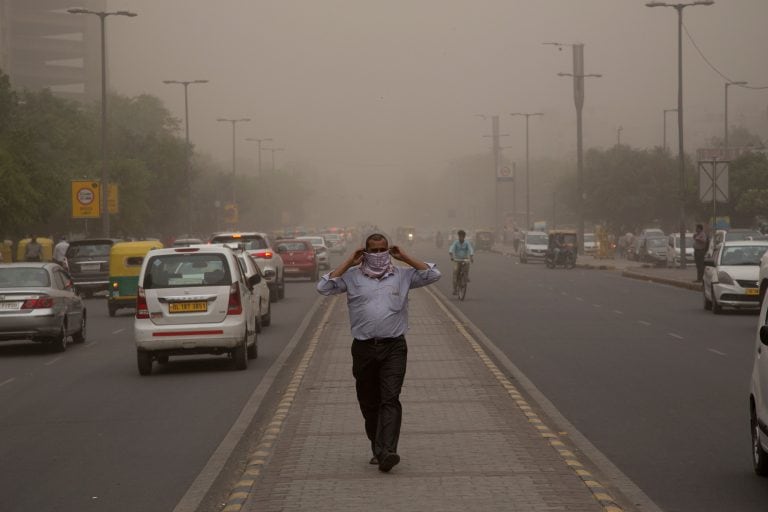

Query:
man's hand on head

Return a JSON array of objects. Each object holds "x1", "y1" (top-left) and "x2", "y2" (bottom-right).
[
  {"x1": 389, "y1": 245, "x2": 406, "y2": 262},
  {"x1": 350, "y1": 248, "x2": 365, "y2": 266}
]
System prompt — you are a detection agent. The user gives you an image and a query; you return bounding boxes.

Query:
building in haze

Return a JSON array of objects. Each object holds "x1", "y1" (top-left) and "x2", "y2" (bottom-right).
[{"x1": 0, "y1": 0, "x2": 104, "y2": 101}]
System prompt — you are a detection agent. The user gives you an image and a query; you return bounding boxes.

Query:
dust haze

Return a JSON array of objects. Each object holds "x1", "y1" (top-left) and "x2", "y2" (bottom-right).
[{"x1": 106, "y1": 0, "x2": 768, "y2": 232}]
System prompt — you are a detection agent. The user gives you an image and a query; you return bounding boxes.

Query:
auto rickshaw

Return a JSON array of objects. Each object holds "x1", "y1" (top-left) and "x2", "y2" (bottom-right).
[
  {"x1": 474, "y1": 230, "x2": 494, "y2": 251},
  {"x1": 16, "y1": 237, "x2": 54, "y2": 262},
  {"x1": 1, "y1": 240, "x2": 13, "y2": 262},
  {"x1": 545, "y1": 230, "x2": 577, "y2": 269},
  {"x1": 107, "y1": 240, "x2": 163, "y2": 317}
]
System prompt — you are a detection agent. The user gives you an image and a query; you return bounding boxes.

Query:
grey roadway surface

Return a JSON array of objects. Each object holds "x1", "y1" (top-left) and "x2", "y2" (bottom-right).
[
  {"x1": 420, "y1": 242, "x2": 768, "y2": 512},
  {"x1": 0, "y1": 279, "x2": 321, "y2": 512}
]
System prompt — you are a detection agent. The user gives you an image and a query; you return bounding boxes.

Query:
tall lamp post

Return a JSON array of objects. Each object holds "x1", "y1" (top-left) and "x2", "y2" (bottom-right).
[
  {"x1": 545, "y1": 42, "x2": 602, "y2": 253},
  {"x1": 244, "y1": 138, "x2": 273, "y2": 177},
  {"x1": 67, "y1": 8, "x2": 137, "y2": 238},
  {"x1": 510, "y1": 113, "x2": 543, "y2": 231},
  {"x1": 646, "y1": 0, "x2": 714, "y2": 269},
  {"x1": 216, "y1": 118, "x2": 251, "y2": 206},
  {"x1": 663, "y1": 108, "x2": 677, "y2": 152},
  {"x1": 262, "y1": 146, "x2": 285, "y2": 172},
  {"x1": 724, "y1": 81, "x2": 747, "y2": 152},
  {"x1": 163, "y1": 79, "x2": 208, "y2": 235}
]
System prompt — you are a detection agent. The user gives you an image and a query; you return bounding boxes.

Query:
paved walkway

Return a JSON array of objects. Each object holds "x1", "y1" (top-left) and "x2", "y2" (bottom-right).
[{"x1": 229, "y1": 289, "x2": 628, "y2": 512}]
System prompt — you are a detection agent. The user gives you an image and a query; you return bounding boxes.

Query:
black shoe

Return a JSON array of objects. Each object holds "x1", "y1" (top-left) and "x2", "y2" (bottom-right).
[
  {"x1": 378, "y1": 452, "x2": 400, "y2": 472},
  {"x1": 369, "y1": 456, "x2": 378, "y2": 465}
]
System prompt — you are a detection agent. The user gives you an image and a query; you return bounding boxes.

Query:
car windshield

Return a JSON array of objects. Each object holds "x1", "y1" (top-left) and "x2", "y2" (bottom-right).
[
  {"x1": 584, "y1": 235, "x2": 595, "y2": 242},
  {"x1": 278, "y1": 242, "x2": 310, "y2": 252},
  {"x1": 299, "y1": 237, "x2": 324, "y2": 246},
  {"x1": 323, "y1": 234, "x2": 341, "y2": 241},
  {"x1": 67, "y1": 243, "x2": 111, "y2": 258},
  {"x1": 647, "y1": 238, "x2": 666, "y2": 248},
  {"x1": 144, "y1": 253, "x2": 231, "y2": 288},
  {"x1": 0, "y1": 267, "x2": 51, "y2": 288},
  {"x1": 719, "y1": 246, "x2": 768, "y2": 266},
  {"x1": 727, "y1": 231, "x2": 763, "y2": 241},
  {"x1": 211, "y1": 235, "x2": 268, "y2": 250},
  {"x1": 526, "y1": 234, "x2": 547, "y2": 245}
]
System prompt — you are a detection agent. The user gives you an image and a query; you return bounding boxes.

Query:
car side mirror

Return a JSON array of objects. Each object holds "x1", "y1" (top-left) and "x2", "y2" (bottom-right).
[
  {"x1": 760, "y1": 325, "x2": 768, "y2": 346},
  {"x1": 248, "y1": 274, "x2": 261, "y2": 286}
]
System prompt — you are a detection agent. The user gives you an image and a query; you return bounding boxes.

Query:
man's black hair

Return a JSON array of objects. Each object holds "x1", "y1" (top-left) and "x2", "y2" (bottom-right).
[
  {"x1": 365, "y1": 233, "x2": 388, "y2": 250},
  {"x1": 458, "y1": 230, "x2": 466, "y2": 236}
]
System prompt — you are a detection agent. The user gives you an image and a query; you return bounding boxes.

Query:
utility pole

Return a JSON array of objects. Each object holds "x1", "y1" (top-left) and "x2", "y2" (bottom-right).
[
  {"x1": 663, "y1": 108, "x2": 677, "y2": 152},
  {"x1": 617, "y1": 126, "x2": 623, "y2": 146},
  {"x1": 216, "y1": 117, "x2": 251, "y2": 207},
  {"x1": 478, "y1": 115, "x2": 509, "y2": 236},
  {"x1": 245, "y1": 138, "x2": 273, "y2": 177},
  {"x1": 510, "y1": 113, "x2": 543, "y2": 231}
]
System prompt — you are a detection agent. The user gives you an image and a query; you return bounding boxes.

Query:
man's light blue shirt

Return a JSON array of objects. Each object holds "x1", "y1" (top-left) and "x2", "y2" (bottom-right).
[
  {"x1": 448, "y1": 240, "x2": 474, "y2": 259},
  {"x1": 316, "y1": 264, "x2": 441, "y2": 340}
]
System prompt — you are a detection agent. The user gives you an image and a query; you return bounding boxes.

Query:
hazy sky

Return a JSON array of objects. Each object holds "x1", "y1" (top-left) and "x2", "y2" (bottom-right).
[{"x1": 107, "y1": 0, "x2": 768, "y2": 179}]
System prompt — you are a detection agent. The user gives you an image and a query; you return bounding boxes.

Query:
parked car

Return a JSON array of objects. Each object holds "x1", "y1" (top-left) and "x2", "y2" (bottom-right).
[
  {"x1": 640, "y1": 228, "x2": 665, "y2": 238},
  {"x1": 65, "y1": 238, "x2": 121, "y2": 298},
  {"x1": 749, "y1": 296, "x2": 768, "y2": 475},
  {"x1": 322, "y1": 233, "x2": 346, "y2": 254},
  {"x1": 666, "y1": 233, "x2": 695, "y2": 267},
  {"x1": 703, "y1": 240, "x2": 768, "y2": 314},
  {"x1": 627, "y1": 234, "x2": 647, "y2": 261},
  {"x1": 297, "y1": 236, "x2": 330, "y2": 270},
  {"x1": 275, "y1": 239, "x2": 318, "y2": 281},
  {"x1": 209, "y1": 232, "x2": 285, "y2": 302},
  {"x1": 638, "y1": 236, "x2": 667, "y2": 266},
  {"x1": 0, "y1": 263, "x2": 86, "y2": 351},
  {"x1": 583, "y1": 233, "x2": 597, "y2": 254},
  {"x1": 133, "y1": 245, "x2": 259, "y2": 375},
  {"x1": 519, "y1": 231, "x2": 548, "y2": 263},
  {"x1": 235, "y1": 252, "x2": 271, "y2": 330},
  {"x1": 709, "y1": 228, "x2": 765, "y2": 257}
]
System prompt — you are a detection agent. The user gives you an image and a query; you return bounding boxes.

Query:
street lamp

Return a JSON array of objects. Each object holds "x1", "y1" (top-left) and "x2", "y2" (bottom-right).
[
  {"x1": 261, "y1": 147, "x2": 285, "y2": 172},
  {"x1": 163, "y1": 79, "x2": 208, "y2": 235},
  {"x1": 477, "y1": 114, "x2": 510, "y2": 236},
  {"x1": 244, "y1": 138, "x2": 273, "y2": 177},
  {"x1": 646, "y1": 0, "x2": 714, "y2": 269},
  {"x1": 724, "y1": 81, "x2": 747, "y2": 152},
  {"x1": 546, "y1": 42, "x2": 602, "y2": 253},
  {"x1": 663, "y1": 108, "x2": 678, "y2": 152},
  {"x1": 510, "y1": 112, "x2": 543, "y2": 231},
  {"x1": 67, "y1": 8, "x2": 137, "y2": 237},
  {"x1": 216, "y1": 118, "x2": 251, "y2": 207},
  {"x1": 617, "y1": 126, "x2": 623, "y2": 146}
]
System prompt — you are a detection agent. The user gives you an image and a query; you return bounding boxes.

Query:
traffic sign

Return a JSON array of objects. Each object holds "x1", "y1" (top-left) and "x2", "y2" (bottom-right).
[
  {"x1": 497, "y1": 163, "x2": 515, "y2": 182},
  {"x1": 71, "y1": 180, "x2": 101, "y2": 218},
  {"x1": 108, "y1": 183, "x2": 119, "y2": 214},
  {"x1": 699, "y1": 160, "x2": 729, "y2": 203}
]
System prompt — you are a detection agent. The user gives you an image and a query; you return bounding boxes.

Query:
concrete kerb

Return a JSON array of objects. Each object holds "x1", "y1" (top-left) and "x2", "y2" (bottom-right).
[{"x1": 622, "y1": 269, "x2": 703, "y2": 292}]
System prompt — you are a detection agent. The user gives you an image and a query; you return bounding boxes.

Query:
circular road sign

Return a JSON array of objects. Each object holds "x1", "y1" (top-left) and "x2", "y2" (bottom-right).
[{"x1": 77, "y1": 187, "x2": 95, "y2": 206}]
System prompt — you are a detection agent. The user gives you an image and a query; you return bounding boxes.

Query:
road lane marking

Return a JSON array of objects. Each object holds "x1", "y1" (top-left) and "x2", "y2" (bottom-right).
[
  {"x1": 708, "y1": 348, "x2": 727, "y2": 356},
  {"x1": 44, "y1": 357, "x2": 63, "y2": 366},
  {"x1": 668, "y1": 333, "x2": 684, "y2": 340},
  {"x1": 0, "y1": 378, "x2": 15, "y2": 387},
  {"x1": 561, "y1": 291, "x2": 568, "y2": 296},
  {"x1": 85, "y1": 341, "x2": 99, "y2": 348},
  {"x1": 613, "y1": 310, "x2": 624, "y2": 315},
  {"x1": 112, "y1": 328, "x2": 125, "y2": 334},
  {"x1": 576, "y1": 297, "x2": 584, "y2": 302},
  {"x1": 638, "y1": 320, "x2": 651, "y2": 326},
  {"x1": 592, "y1": 304, "x2": 602, "y2": 308}
]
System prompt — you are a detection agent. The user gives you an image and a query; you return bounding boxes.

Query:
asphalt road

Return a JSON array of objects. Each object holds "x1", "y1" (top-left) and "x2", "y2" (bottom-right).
[
  {"x1": 419, "y1": 241, "x2": 768, "y2": 512},
  {"x1": 0, "y1": 278, "x2": 321, "y2": 512}
]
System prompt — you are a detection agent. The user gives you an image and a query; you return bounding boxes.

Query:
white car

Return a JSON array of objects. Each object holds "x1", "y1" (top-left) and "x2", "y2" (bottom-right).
[
  {"x1": 236, "y1": 252, "x2": 271, "y2": 330},
  {"x1": 297, "y1": 236, "x2": 330, "y2": 270},
  {"x1": 666, "y1": 233, "x2": 694, "y2": 267},
  {"x1": 321, "y1": 233, "x2": 346, "y2": 254},
  {"x1": 703, "y1": 241, "x2": 768, "y2": 314},
  {"x1": 749, "y1": 297, "x2": 768, "y2": 476},
  {"x1": 134, "y1": 246, "x2": 259, "y2": 375},
  {"x1": 209, "y1": 232, "x2": 285, "y2": 302},
  {"x1": 519, "y1": 231, "x2": 548, "y2": 263},
  {"x1": 583, "y1": 233, "x2": 597, "y2": 254}
]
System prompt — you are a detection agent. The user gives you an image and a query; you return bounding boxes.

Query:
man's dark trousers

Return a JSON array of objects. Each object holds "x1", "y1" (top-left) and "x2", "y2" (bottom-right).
[
  {"x1": 351, "y1": 336, "x2": 407, "y2": 459},
  {"x1": 694, "y1": 248, "x2": 706, "y2": 281}
]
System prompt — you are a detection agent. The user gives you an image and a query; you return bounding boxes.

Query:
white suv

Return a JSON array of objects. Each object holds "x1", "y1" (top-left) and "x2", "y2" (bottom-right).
[
  {"x1": 134, "y1": 246, "x2": 259, "y2": 375},
  {"x1": 209, "y1": 232, "x2": 285, "y2": 302}
]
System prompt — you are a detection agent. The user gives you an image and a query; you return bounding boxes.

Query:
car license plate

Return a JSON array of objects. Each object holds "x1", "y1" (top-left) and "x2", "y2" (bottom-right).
[
  {"x1": 0, "y1": 301, "x2": 23, "y2": 310},
  {"x1": 746, "y1": 288, "x2": 759, "y2": 296},
  {"x1": 285, "y1": 267, "x2": 299, "y2": 272},
  {"x1": 81, "y1": 263, "x2": 100, "y2": 272},
  {"x1": 169, "y1": 301, "x2": 207, "y2": 313}
]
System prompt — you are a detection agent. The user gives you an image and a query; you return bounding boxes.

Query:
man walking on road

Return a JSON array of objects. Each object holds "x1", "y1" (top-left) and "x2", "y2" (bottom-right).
[
  {"x1": 316, "y1": 233, "x2": 441, "y2": 472},
  {"x1": 693, "y1": 223, "x2": 709, "y2": 282}
]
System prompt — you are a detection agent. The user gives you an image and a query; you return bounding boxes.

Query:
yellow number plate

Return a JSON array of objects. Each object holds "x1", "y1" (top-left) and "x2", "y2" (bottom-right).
[
  {"x1": 169, "y1": 301, "x2": 207, "y2": 313},
  {"x1": 746, "y1": 288, "x2": 759, "y2": 296}
]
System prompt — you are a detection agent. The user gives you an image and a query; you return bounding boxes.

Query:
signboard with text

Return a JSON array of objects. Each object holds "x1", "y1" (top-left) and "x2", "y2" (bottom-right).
[
  {"x1": 71, "y1": 180, "x2": 100, "y2": 218},
  {"x1": 108, "y1": 183, "x2": 119, "y2": 214}
]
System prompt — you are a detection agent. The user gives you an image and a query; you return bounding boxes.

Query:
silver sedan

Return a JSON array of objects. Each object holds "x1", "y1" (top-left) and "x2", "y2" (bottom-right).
[{"x1": 0, "y1": 263, "x2": 86, "y2": 351}]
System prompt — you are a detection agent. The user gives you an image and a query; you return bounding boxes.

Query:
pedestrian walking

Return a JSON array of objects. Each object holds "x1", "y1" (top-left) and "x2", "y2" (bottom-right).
[
  {"x1": 316, "y1": 232, "x2": 441, "y2": 472},
  {"x1": 53, "y1": 236, "x2": 69, "y2": 269},
  {"x1": 24, "y1": 236, "x2": 42, "y2": 262},
  {"x1": 693, "y1": 223, "x2": 709, "y2": 282}
]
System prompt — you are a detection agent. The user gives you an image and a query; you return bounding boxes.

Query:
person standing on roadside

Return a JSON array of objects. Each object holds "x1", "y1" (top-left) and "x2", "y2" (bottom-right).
[
  {"x1": 316, "y1": 233, "x2": 441, "y2": 473},
  {"x1": 24, "y1": 236, "x2": 42, "y2": 262},
  {"x1": 693, "y1": 224, "x2": 709, "y2": 282},
  {"x1": 53, "y1": 236, "x2": 69, "y2": 269}
]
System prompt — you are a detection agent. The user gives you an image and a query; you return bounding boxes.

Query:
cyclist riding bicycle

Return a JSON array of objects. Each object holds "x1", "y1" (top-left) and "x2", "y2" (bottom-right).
[{"x1": 448, "y1": 229, "x2": 474, "y2": 295}]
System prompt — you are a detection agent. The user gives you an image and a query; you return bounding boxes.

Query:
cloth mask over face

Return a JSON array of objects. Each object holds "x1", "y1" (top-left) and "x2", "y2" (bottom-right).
[{"x1": 360, "y1": 250, "x2": 394, "y2": 279}]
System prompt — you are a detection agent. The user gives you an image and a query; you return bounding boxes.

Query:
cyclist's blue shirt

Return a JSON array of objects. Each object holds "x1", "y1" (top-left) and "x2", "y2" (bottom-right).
[{"x1": 448, "y1": 240, "x2": 474, "y2": 259}]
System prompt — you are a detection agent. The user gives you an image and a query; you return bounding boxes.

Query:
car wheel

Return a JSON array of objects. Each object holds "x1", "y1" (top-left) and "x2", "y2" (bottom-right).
[
  {"x1": 262, "y1": 300, "x2": 271, "y2": 327},
  {"x1": 247, "y1": 336, "x2": 258, "y2": 360},
  {"x1": 255, "y1": 304, "x2": 262, "y2": 333},
  {"x1": 51, "y1": 325, "x2": 67, "y2": 352},
  {"x1": 108, "y1": 303, "x2": 117, "y2": 317},
  {"x1": 137, "y1": 351, "x2": 152, "y2": 375},
  {"x1": 157, "y1": 355, "x2": 169, "y2": 365},
  {"x1": 703, "y1": 289, "x2": 712, "y2": 310},
  {"x1": 753, "y1": 405, "x2": 768, "y2": 476},
  {"x1": 270, "y1": 283, "x2": 278, "y2": 303},
  {"x1": 72, "y1": 314, "x2": 86, "y2": 344},
  {"x1": 278, "y1": 277, "x2": 285, "y2": 300},
  {"x1": 310, "y1": 269, "x2": 319, "y2": 282},
  {"x1": 83, "y1": 290, "x2": 94, "y2": 299},
  {"x1": 233, "y1": 334, "x2": 248, "y2": 370},
  {"x1": 712, "y1": 286, "x2": 722, "y2": 314}
]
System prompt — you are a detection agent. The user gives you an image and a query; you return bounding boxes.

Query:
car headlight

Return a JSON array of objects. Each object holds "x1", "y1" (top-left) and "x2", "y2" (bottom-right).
[{"x1": 717, "y1": 271, "x2": 734, "y2": 285}]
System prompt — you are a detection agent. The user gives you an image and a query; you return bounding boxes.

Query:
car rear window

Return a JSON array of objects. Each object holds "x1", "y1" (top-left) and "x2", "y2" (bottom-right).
[
  {"x1": 144, "y1": 253, "x2": 232, "y2": 289},
  {"x1": 210, "y1": 235, "x2": 268, "y2": 250},
  {"x1": 67, "y1": 243, "x2": 112, "y2": 258},
  {"x1": 278, "y1": 242, "x2": 310, "y2": 252},
  {"x1": 0, "y1": 267, "x2": 51, "y2": 288}
]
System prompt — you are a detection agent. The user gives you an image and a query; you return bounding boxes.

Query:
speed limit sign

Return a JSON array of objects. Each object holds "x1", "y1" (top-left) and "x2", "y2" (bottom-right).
[{"x1": 71, "y1": 180, "x2": 101, "y2": 218}]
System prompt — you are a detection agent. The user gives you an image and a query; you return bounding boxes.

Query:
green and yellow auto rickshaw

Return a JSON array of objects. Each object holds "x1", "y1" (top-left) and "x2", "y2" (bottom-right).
[
  {"x1": 107, "y1": 240, "x2": 163, "y2": 317},
  {"x1": 474, "y1": 229, "x2": 494, "y2": 251},
  {"x1": 16, "y1": 237, "x2": 54, "y2": 262}
]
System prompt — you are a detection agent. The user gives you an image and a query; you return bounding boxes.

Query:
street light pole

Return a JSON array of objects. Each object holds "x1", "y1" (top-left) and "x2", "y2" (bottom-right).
[
  {"x1": 647, "y1": 1, "x2": 714, "y2": 269},
  {"x1": 67, "y1": 8, "x2": 137, "y2": 238},
  {"x1": 163, "y1": 80, "x2": 208, "y2": 235},
  {"x1": 510, "y1": 113, "x2": 543, "y2": 231},
  {"x1": 663, "y1": 108, "x2": 677, "y2": 152},
  {"x1": 617, "y1": 126, "x2": 623, "y2": 146},
  {"x1": 724, "y1": 81, "x2": 747, "y2": 152},
  {"x1": 216, "y1": 118, "x2": 251, "y2": 207},
  {"x1": 244, "y1": 138, "x2": 273, "y2": 177},
  {"x1": 261, "y1": 147, "x2": 285, "y2": 172}
]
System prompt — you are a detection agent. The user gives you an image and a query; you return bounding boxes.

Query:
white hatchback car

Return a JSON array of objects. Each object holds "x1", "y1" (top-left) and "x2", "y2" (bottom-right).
[
  {"x1": 703, "y1": 241, "x2": 768, "y2": 314},
  {"x1": 519, "y1": 231, "x2": 548, "y2": 263},
  {"x1": 134, "y1": 246, "x2": 259, "y2": 375},
  {"x1": 749, "y1": 298, "x2": 768, "y2": 475}
]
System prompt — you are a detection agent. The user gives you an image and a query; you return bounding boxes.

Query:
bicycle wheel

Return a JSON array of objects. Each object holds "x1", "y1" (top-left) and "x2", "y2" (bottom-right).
[{"x1": 457, "y1": 268, "x2": 468, "y2": 301}]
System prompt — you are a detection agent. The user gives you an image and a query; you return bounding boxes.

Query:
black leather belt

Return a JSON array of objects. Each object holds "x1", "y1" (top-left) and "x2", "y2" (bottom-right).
[{"x1": 355, "y1": 335, "x2": 405, "y2": 345}]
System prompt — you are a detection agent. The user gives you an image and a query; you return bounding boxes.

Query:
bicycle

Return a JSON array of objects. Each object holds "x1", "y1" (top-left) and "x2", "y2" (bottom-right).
[{"x1": 454, "y1": 258, "x2": 470, "y2": 301}]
